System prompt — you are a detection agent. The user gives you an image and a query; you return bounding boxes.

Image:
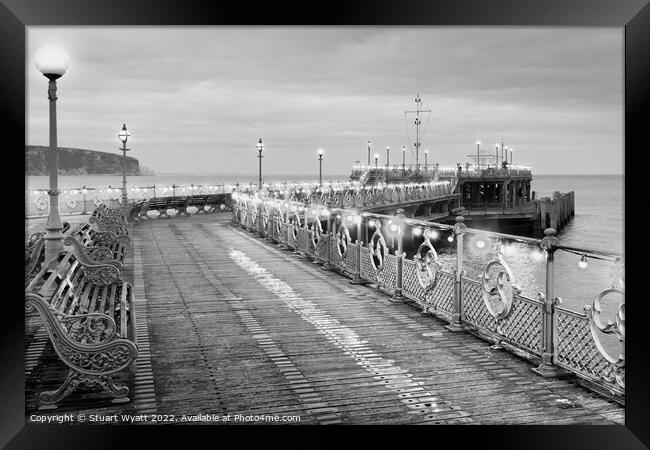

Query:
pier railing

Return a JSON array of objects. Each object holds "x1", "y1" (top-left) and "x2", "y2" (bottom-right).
[
  {"x1": 239, "y1": 180, "x2": 458, "y2": 213},
  {"x1": 232, "y1": 195, "x2": 625, "y2": 400},
  {"x1": 26, "y1": 183, "x2": 231, "y2": 217}
]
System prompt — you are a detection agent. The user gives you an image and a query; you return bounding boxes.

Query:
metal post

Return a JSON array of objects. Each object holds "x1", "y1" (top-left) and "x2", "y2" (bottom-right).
[
  {"x1": 367, "y1": 140, "x2": 371, "y2": 165},
  {"x1": 81, "y1": 186, "x2": 88, "y2": 215},
  {"x1": 322, "y1": 201, "x2": 334, "y2": 271},
  {"x1": 532, "y1": 228, "x2": 568, "y2": 377},
  {"x1": 446, "y1": 216, "x2": 467, "y2": 332},
  {"x1": 386, "y1": 146, "x2": 390, "y2": 169},
  {"x1": 44, "y1": 78, "x2": 64, "y2": 265},
  {"x1": 391, "y1": 209, "x2": 405, "y2": 300},
  {"x1": 153, "y1": 185, "x2": 157, "y2": 198},
  {"x1": 121, "y1": 141, "x2": 128, "y2": 208},
  {"x1": 319, "y1": 153, "x2": 323, "y2": 187},
  {"x1": 350, "y1": 212, "x2": 367, "y2": 285}
]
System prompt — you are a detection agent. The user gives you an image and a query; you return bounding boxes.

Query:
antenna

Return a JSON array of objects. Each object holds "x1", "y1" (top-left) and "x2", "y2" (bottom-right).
[{"x1": 404, "y1": 94, "x2": 431, "y2": 171}]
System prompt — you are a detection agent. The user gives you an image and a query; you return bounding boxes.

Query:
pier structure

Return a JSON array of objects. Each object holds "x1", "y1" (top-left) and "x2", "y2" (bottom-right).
[
  {"x1": 232, "y1": 192, "x2": 625, "y2": 402},
  {"x1": 25, "y1": 198, "x2": 624, "y2": 424}
]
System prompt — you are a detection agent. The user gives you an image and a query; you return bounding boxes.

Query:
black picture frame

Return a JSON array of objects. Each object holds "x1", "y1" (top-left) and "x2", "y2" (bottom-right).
[{"x1": 3, "y1": 0, "x2": 647, "y2": 447}]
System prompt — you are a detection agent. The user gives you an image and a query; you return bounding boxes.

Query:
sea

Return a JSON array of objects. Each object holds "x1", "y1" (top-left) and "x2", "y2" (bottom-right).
[{"x1": 26, "y1": 173, "x2": 624, "y2": 326}]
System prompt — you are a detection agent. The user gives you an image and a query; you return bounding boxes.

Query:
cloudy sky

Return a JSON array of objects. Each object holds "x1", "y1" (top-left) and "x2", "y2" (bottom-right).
[{"x1": 27, "y1": 27, "x2": 623, "y2": 175}]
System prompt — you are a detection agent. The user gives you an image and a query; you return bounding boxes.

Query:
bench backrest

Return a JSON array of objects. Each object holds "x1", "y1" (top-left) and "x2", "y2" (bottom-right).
[{"x1": 26, "y1": 251, "x2": 123, "y2": 317}]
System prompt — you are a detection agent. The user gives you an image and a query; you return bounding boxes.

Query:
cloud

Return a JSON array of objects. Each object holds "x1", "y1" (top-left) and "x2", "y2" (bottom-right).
[{"x1": 27, "y1": 26, "x2": 623, "y2": 175}]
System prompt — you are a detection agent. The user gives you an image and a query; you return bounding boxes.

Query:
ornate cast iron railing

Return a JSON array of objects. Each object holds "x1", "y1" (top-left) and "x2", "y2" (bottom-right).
[{"x1": 231, "y1": 194, "x2": 625, "y2": 400}]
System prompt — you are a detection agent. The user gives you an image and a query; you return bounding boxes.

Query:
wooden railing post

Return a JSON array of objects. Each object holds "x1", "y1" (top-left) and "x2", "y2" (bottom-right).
[
  {"x1": 532, "y1": 228, "x2": 568, "y2": 377},
  {"x1": 446, "y1": 216, "x2": 468, "y2": 332},
  {"x1": 391, "y1": 209, "x2": 406, "y2": 300}
]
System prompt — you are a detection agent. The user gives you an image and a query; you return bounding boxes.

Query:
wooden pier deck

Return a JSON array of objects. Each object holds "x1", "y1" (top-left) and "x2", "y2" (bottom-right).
[{"x1": 25, "y1": 213, "x2": 624, "y2": 424}]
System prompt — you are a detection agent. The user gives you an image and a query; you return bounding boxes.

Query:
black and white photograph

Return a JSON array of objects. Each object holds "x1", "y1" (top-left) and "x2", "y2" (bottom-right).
[{"x1": 6, "y1": 0, "x2": 648, "y2": 445}]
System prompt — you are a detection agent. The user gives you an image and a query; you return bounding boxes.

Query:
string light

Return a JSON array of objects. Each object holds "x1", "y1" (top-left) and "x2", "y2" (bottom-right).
[
  {"x1": 390, "y1": 224, "x2": 398, "y2": 232},
  {"x1": 413, "y1": 227, "x2": 423, "y2": 237},
  {"x1": 447, "y1": 234, "x2": 454, "y2": 243},
  {"x1": 530, "y1": 249, "x2": 545, "y2": 261},
  {"x1": 368, "y1": 220, "x2": 376, "y2": 228},
  {"x1": 476, "y1": 239, "x2": 486, "y2": 249},
  {"x1": 578, "y1": 255, "x2": 589, "y2": 269}
]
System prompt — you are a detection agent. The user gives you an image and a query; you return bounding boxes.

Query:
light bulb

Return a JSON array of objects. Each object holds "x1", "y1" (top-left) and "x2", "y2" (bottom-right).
[{"x1": 578, "y1": 255, "x2": 588, "y2": 269}]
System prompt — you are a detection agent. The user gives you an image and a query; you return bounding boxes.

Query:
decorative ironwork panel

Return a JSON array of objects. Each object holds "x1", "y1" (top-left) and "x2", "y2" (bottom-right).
[
  {"x1": 427, "y1": 271, "x2": 455, "y2": 314},
  {"x1": 315, "y1": 235, "x2": 329, "y2": 262},
  {"x1": 402, "y1": 259, "x2": 454, "y2": 314},
  {"x1": 278, "y1": 221, "x2": 288, "y2": 245},
  {"x1": 462, "y1": 276, "x2": 543, "y2": 354},
  {"x1": 376, "y1": 253, "x2": 398, "y2": 292},
  {"x1": 296, "y1": 227, "x2": 309, "y2": 253},
  {"x1": 343, "y1": 242, "x2": 358, "y2": 275},
  {"x1": 498, "y1": 296, "x2": 543, "y2": 355},
  {"x1": 329, "y1": 234, "x2": 343, "y2": 268},
  {"x1": 359, "y1": 245, "x2": 376, "y2": 283},
  {"x1": 461, "y1": 277, "x2": 496, "y2": 331},
  {"x1": 287, "y1": 224, "x2": 297, "y2": 249},
  {"x1": 555, "y1": 308, "x2": 623, "y2": 395}
]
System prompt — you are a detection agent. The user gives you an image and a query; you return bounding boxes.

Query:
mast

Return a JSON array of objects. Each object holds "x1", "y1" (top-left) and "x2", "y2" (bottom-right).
[{"x1": 404, "y1": 95, "x2": 431, "y2": 172}]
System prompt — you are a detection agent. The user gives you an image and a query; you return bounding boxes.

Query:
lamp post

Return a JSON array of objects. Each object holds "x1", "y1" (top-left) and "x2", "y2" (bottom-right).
[
  {"x1": 367, "y1": 140, "x2": 372, "y2": 165},
  {"x1": 35, "y1": 45, "x2": 70, "y2": 264},
  {"x1": 509, "y1": 147, "x2": 515, "y2": 165},
  {"x1": 424, "y1": 150, "x2": 429, "y2": 171},
  {"x1": 495, "y1": 143, "x2": 499, "y2": 168},
  {"x1": 257, "y1": 138, "x2": 264, "y2": 191},
  {"x1": 317, "y1": 148, "x2": 324, "y2": 187},
  {"x1": 374, "y1": 153, "x2": 379, "y2": 169},
  {"x1": 118, "y1": 123, "x2": 130, "y2": 210},
  {"x1": 386, "y1": 146, "x2": 390, "y2": 169},
  {"x1": 401, "y1": 146, "x2": 406, "y2": 175},
  {"x1": 476, "y1": 140, "x2": 481, "y2": 170},
  {"x1": 504, "y1": 146, "x2": 509, "y2": 167}
]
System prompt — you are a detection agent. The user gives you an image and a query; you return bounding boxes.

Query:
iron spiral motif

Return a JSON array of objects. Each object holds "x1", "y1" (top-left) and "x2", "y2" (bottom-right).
[
  {"x1": 584, "y1": 258, "x2": 625, "y2": 389},
  {"x1": 414, "y1": 231, "x2": 440, "y2": 290},
  {"x1": 369, "y1": 222, "x2": 388, "y2": 271},
  {"x1": 337, "y1": 224, "x2": 351, "y2": 258},
  {"x1": 481, "y1": 244, "x2": 520, "y2": 327},
  {"x1": 311, "y1": 219, "x2": 323, "y2": 247}
]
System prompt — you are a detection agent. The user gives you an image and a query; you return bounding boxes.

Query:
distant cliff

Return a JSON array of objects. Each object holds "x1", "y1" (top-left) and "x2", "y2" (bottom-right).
[{"x1": 26, "y1": 145, "x2": 147, "y2": 176}]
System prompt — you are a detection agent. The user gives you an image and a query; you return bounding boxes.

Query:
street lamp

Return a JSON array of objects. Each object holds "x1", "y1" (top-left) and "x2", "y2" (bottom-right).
[
  {"x1": 257, "y1": 138, "x2": 264, "y2": 191},
  {"x1": 424, "y1": 149, "x2": 429, "y2": 171},
  {"x1": 118, "y1": 123, "x2": 130, "y2": 209},
  {"x1": 374, "y1": 153, "x2": 380, "y2": 168},
  {"x1": 386, "y1": 146, "x2": 390, "y2": 169},
  {"x1": 317, "y1": 148, "x2": 324, "y2": 187},
  {"x1": 401, "y1": 146, "x2": 406, "y2": 175},
  {"x1": 504, "y1": 146, "x2": 509, "y2": 167},
  {"x1": 509, "y1": 147, "x2": 515, "y2": 165},
  {"x1": 476, "y1": 140, "x2": 481, "y2": 169},
  {"x1": 35, "y1": 45, "x2": 70, "y2": 264},
  {"x1": 495, "y1": 143, "x2": 500, "y2": 168}
]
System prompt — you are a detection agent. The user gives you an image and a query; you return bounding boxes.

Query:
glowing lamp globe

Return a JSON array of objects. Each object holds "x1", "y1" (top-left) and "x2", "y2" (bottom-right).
[
  {"x1": 318, "y1": 148, "x2": 325, "y2": 156},
  {"x1": 118, "y1": 123, "x2": 130, "y2": 144},
  {"x1": 35, "y1": 45, "x2": 70, "y2": 79}
]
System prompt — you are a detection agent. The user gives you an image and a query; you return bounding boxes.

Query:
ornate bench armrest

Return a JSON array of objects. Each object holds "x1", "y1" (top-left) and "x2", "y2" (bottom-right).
[
  {"x1": 63, "y1": 235, "x2": 124, "y2": 271},
  {"x1": 25, "y1": 293, "x2": 138, "y2": 376}
]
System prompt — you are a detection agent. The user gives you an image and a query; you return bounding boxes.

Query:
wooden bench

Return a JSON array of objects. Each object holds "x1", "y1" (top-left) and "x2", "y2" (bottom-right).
[
  {"x1": 206, "y1": 193, "x2": 227, "y2": 212},
  {"x1": 128, "y1": 199, "x2": 149, "y2": 222},
  {"x1": 146, "y1": 196, "x2": 172, "y2": 218},
  {"x1": 89, "y1": 205, "x2": 130, "y2": 237},
  {"x1": 168, "y1": 196, "x2": 190, "y2": 216},
  {"x1": 188, "y1": 195, "x2": 210, "y2": 214},
  {"x1": 25, "y1": 251, "x2": 138, "y2": 408},
  {"x1": 64, "y1": 222, "x2": 128, "y2": 265}
]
